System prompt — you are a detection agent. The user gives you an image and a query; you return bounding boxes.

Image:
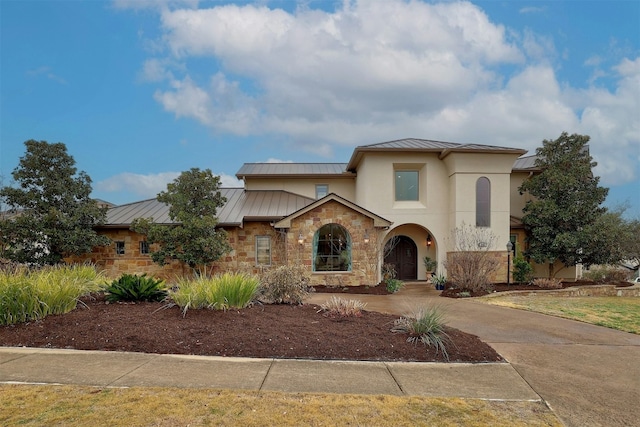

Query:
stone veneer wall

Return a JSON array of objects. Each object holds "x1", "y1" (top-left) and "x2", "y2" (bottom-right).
[
  {"x1": 70, "y1": 223, "x2": 289, "y2": 281},
  {"x1": 67, "y1": 228, "x2": 187, "y2": 280},
  {"x1": 285, "y1": 200, "x2": 378, "y2": 287}
]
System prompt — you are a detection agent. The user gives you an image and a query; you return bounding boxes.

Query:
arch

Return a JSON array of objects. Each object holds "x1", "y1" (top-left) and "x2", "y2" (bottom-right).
[
  {"x1": 383, "y1": 235, "x2": 417, "y2": 280},
  {"x1": 313, "y1": 223, "x2": 351, "y2": 271},
  {"x1": 476, "y1": 177, "x2": 491, "y2": 227}
]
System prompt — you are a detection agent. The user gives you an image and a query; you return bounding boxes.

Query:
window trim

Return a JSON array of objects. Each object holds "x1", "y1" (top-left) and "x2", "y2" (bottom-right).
[
  {"x1": 313, "y1": 223, "x2": 352, "y2": 272},
  {"x1": 315, "y1": 184, "x2": 329, "y2": 199},
  {"x1": 255, "y1": 235, "x2": 272, "y2": 266},
  {"x1": 115, "y1": 241, "x2": 125, "y2": 255},
  {"x1": 139, "y1": 241, "x2": 149, "y2": 255},
  {"x1": 476, "y1": 177, "x2": 491, "y2": 227},
  {"x1": 394, "y1": 170, "x2": 419, "y2": 202}
]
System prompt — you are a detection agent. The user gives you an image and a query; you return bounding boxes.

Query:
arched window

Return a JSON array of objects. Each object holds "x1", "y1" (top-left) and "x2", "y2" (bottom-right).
[
  {"x1": 476, "y1": 177, "x2": 491, "y2": 227},
  {"x1": 313, "y1": 224, "x2": 351, "y2": 271}
]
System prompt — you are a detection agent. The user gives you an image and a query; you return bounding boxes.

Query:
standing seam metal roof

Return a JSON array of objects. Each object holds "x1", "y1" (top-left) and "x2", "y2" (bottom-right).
[
  {"x1": 103, "y1": 189, "x2": 316, "y2": 227},
  {"x1": 236, "y1": 163, "x2": 350, "y2": 177}
]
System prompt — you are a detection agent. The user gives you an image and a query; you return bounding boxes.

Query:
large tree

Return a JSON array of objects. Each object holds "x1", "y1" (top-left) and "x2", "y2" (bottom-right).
[
  {"x1": 519, "y1": 132, "x2": 610, "y2": 277},
  {"x1": 131, "y1": 168, "x2": 231, "y2": 275},
  {"x1": 0, "y1": 140, "x2": 109, "y2": 264}
]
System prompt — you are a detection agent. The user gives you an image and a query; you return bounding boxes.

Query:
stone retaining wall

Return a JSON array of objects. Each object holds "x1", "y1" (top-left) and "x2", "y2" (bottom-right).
[{"x1": 485, "y1": 284, "x2": 640, "y2": 298}]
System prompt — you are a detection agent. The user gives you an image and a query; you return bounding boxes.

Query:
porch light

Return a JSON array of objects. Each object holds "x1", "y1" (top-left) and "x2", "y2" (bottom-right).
[
  {"x1": 298, "y1": 232, "x2": 304, "y2": 245},
  {"x1": 364, "y1": 230, "x2": 370, "y2": 244},
  {"x1": 426, "y1": 234, "x2": 432, "y2": 247}
]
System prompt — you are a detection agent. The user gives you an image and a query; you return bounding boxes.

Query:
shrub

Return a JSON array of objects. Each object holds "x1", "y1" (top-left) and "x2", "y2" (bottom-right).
[
  {"x1": 320, "y1": 296, "x2": 367, "y2": 317},
  {"x1": 105, "y1": 274, "x2": 167, "y2": 302},
  {"x1": 391, "y1": 305, "x2": 450, "y2": 360},
  {"x1": 171, "y1": 273, "x2": 259, "y2": 314},
  {"x1": 443, "y1": 223, "x2": 500, "y2": 293},
  {"x1": 0, "y1": 264, "x2": 107, "y2": 325},
  {"x1": 381, "y1": 263, "x2": 397, "y2": 283},
  {"x1": 385, "y1": 278, "x2": 404, "y2": 293},
  {"x1": 583, "y1": 266, "x2": 630, "y2": 284},
  {"x1": 258, "y1": 265, "x2": 312, "y2": 304},
  {"x1": 512, "y1": 256, "x2": 533, "y2": 283},
  {"x1": 532, "y1": 277, "x2": 562, "y2": 289}
]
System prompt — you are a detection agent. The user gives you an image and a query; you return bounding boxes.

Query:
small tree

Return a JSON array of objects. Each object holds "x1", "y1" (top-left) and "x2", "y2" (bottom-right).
[
  {"x1": 131, "y1": 168, "x2": 231, "y2": 275},
  {"x1": 519, "y1": 132, "x2": 609, "y2": 277},
  {"x1": 443, "y1": 223, "x2": 500, "y2": 292},
  {"x1": 0, "y1": 140, "x2": 109, "y2": 264}
]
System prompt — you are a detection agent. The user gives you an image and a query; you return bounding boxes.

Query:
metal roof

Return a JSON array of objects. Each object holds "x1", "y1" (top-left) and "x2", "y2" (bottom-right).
[
  {"x1": 513, "y1": 155, "x2": 540, "y2": 171},
  {"x1": 347, "y1": 138, "x2": 527, "y2": 170},
  {"x1": 236, "y1": 163, "x2": 350, "y2": 178},
  {"x1": 103, "y1": 189, "x2": 316, "y2": 227}
]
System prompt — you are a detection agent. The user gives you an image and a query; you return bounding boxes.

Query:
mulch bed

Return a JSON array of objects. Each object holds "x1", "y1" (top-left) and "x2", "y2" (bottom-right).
[
  {"x1": 0, "y1": 293, "x2": 502, "y2": 363},
  {"x1": 441, "y1": 279, "x2": 633, "y2": 298}
]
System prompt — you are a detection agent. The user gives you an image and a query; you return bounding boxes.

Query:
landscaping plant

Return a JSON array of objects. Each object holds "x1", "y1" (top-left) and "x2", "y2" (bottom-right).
[
  {"x1": 171, "y1": 272, "x2": 259, "y2": 315},
  {"x1": 391, "y1": 305, "x2": 450, "y2": 360},
  {"x1": 105, "y1": 273, "x2": 167, "y2": 302},
  {"x1": 531, "y1": 277, "x2": 562, "y2": 289},
  {"x1": 320, "y1": 296, "x2": 367, "y2": 317},
  {"x1": 0, "y1": 264, "x2": 106, "y2": 325},
  {"x1": 257, "y1": 265, "x2": 312, "y2": 304},
  {"x1": 385, "y1": 278, "x2": 404, "y2": 293},
  {"x1": 512, "y1": 256, "x2": 533, "y2": 283},
  {"x1": 583, "y1": 265, "x2": 630, "y2": 284},
  {"x1": 443, "y1": 223, "x2": 499, "y2": 293}
]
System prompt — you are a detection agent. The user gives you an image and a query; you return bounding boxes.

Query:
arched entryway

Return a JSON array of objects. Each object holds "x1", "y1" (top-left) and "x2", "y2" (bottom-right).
[{"x1": 384, "y1": 235, "x2": 417, "y2": 281}]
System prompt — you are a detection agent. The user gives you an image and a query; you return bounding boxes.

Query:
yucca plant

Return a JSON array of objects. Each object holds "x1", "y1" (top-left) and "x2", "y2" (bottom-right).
[
  {"x1": 105, "y1": 274, "x2": 167, "y2": 302},
  {"x1": 391, "y1": 305, "x2": 451, "y2": 360}
]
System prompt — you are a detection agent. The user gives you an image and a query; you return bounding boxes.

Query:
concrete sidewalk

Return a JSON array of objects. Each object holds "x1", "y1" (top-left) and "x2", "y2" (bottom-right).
[{"x1": 0, "y1": 346, "x2": 539, "y2": 401}]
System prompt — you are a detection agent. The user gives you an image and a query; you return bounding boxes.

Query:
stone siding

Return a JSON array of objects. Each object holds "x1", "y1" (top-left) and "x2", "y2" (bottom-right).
[
  {"x1": 446, "y1": 250, "x2": 512, "y2": 284},
  {"x1": 286, "y1": 200, "x2": 378, "y2": 287}
]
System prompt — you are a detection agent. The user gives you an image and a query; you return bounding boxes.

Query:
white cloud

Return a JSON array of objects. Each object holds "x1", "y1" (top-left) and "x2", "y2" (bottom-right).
[
  {"x1": 138, "y1": 0, "x2": 638, "y2": 186},
  {"x1": 95, "y1": 172, "x2": 180, "y2": 199},
  {"x1": 96, "y1": 171, "x2": 244, "y2": 199}
]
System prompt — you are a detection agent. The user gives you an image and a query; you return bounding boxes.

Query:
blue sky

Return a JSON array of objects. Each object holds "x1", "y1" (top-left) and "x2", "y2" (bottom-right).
[{"x1": 1, "y1": 0, "x2": 638, "y2": 217}]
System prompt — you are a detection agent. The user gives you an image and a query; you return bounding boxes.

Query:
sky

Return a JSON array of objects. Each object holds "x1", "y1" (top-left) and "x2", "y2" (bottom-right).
[{"x1": 1, "y1": 0, "x2": 639, "y2": 217}]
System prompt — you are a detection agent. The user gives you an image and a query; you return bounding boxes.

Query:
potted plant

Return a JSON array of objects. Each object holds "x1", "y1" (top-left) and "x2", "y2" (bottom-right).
[
  {"x1": 423, "y1": 256, "x2": 437, "y2": 278},
  {"x1": 432, "y1": 274, "x2": 447, "y2": 291}
]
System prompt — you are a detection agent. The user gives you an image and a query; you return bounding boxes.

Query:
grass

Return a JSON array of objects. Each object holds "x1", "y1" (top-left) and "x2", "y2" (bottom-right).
[
  {"x1": 0, "y1": 264, "x2": 107, "y2": 325},
  {"x1": 171, "y1": 272, "x2": 259, "y2": 314},
  {"x1": 0, "y1": 384, "x2": 562, "y2": 427},
  {"x1": 480, "y1": 295, "x2": 640, "y2": 334}
]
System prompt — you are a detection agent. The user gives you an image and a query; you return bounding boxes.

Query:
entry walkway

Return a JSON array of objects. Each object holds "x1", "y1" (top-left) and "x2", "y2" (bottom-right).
[
  {"x1": 310, "y1": 284, "x2": 640, "y2": 427},
  {"x1": 2, "y1": 284, "x2": 639, "y2": 427}
]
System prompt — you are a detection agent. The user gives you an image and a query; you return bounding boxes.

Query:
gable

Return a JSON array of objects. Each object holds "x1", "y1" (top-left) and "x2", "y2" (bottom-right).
[{"x1": 274, "y1": 193, "x2": 392, "y2": 229}]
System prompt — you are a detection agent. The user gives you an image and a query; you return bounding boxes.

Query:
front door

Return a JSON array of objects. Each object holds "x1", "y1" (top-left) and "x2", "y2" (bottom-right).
[{"x1": 384, "y1": 236, "x2": 417, "y2": 281}]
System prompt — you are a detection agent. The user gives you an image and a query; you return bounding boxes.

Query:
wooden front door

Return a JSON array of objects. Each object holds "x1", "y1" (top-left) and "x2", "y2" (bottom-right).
[{"x1": 384, "y1": 236, "x2": 417, "y2": 281}]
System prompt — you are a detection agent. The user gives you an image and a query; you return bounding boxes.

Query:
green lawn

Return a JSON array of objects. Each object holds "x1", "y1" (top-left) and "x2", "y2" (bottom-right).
[{"x1": 480, "y1": 296, "x2": 640, "y2": 334}]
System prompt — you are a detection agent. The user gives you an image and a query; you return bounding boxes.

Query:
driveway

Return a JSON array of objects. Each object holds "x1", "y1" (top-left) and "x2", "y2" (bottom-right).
[{"x1": 308, "y1": 285, "x2": 640, "y2": 427}]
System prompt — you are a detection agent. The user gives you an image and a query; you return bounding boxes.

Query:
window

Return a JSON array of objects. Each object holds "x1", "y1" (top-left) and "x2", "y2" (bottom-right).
[
  {"x1": 395, "y1": 170, "x2": 419, "y2": 201},
  {"x1": 139, "y1": 241, "x2": 149, "y2": 255},
  {"x1": 315, "y1": 184, "x2": 328, "y2": 199},
  {"x1": 313, "y1": 224, "x2": 351, "y2": 272},
  {"x1": 255, "y1": 236, "x2": 271, "y2": 266},
  {"x1": 115, "y1": 241, "x2": 125, "y2": 255},
  {"x1": 476, "y1": 177, "x2": 491, "y2": 227}
]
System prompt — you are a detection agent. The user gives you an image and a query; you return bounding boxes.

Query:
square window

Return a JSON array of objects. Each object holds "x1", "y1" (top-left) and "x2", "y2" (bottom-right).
[
  {"x1": 115, "y1": 241, "x2": 125, "y2": 255},
  {"x1": 316, "y1": 184, "x2": 328, "y2": 199},
  {"x1": 395, "y1": 170, "x2": 419, "y2": 201},
  {"x1": 256, "y1": 236, "x2": 271, "y2": 266},
  {"x1": 140, "y1": 241, "x2": 149, "y2": 255}
]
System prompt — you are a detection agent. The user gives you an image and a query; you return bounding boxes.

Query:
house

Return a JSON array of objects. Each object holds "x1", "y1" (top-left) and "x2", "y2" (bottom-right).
[{"x1": 73, "y1": 138, "x2": 579, "y2": 284}]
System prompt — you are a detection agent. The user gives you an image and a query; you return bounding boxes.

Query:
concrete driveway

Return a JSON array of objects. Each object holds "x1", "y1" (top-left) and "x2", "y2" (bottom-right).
[{"x1": 308, "y1": 284, "x2": 640, "y2": 427}]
